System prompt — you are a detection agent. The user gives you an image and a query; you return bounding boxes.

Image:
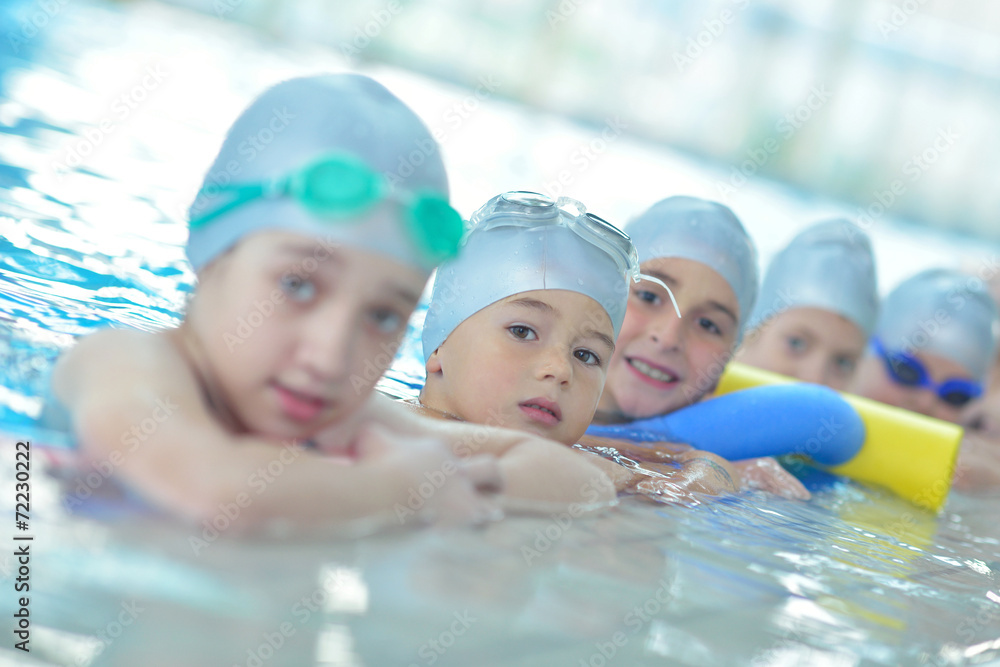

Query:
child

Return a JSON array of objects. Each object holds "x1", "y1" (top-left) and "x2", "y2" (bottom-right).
[
  {"x1": 958, "y1": 270, "x2": 1000, "y2": 489},
  {"x1": 962, "y1": 270, "x2": 1000, "y2": 437},
  {"x1": 415, "y1": 191, "x2": 742, "y2": 497},
  {"x1": 586, "y1": 196, "x2": 809, "y2": 499},
  {"x1": 849, "y1": 268, "x2": 1000, "y2": 491},
  {"x1": 51, "y1": 76, "x2": 618, "y2": 526},
  {"x1": 850, "y1": 268, "x2": 998, "y2": 424},
  {"x1": 737, "y1": 219, "x2": 878, "y2": 391},
  {"x1": 595, "y1": 196, "x2": 759, "y2": 422},
  {"x1": 419, "y1": 192, "x2": 627, "y2": 446}
]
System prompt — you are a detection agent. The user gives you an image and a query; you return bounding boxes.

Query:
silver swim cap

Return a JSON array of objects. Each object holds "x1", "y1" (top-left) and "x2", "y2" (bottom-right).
[
  {"x1": 186, "y1": 74, "x2": 454, "y2": 274},
  {"x1": 421, "y1": 192, "x2": 639, "y2": 362},
  {"x1": 747, "y1": 219, "x2": 879, "y2": 337},
  {"x1": 876, "y1": 268, "x2": 1000, "y2": 380},
  {"x1": 625, "y1": 196, "x2": 759, "y2": 339}
]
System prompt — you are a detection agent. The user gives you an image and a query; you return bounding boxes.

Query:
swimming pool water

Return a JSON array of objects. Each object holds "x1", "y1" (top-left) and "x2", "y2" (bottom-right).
[{"x1": 2, "y1": 2, "x2": 1000, "y2": 665}]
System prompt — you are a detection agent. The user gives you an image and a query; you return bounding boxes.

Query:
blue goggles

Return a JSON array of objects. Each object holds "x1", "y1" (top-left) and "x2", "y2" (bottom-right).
[
  {"x1": 871, "y1": 336, "x2": 982, "y2": 407},
  {"x1": 188, "y1": 152, "x2": 464, "y2": 265}
]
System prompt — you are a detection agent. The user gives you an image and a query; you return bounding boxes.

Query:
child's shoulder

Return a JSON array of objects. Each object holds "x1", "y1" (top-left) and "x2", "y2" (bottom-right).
[
  {"x1": 65, "y1": 327, "x2": 183, "y2": 368},
  {"x1": 54, "y1": 327, "x2": 192, "y2": 400}
]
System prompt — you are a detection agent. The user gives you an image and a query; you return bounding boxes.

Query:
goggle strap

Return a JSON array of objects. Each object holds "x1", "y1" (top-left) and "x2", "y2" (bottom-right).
[
  {"x1": 187, "y1": 153, "x2": 464, "y2": 265},
  {"x1": 189, "y1": 183, "x2": 267, "y2": 229},
  {"x1": 638, "y1": 273, "x2": 682, "y2": 319}
]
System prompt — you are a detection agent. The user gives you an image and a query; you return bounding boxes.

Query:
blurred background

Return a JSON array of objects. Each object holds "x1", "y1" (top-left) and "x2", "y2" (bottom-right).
[
  {"x1": 154, "y1": 0, "x2": 1000, "y2": 241},
  {"x1": 2, "y1": 0, "x2": 999, "y2": 293}
]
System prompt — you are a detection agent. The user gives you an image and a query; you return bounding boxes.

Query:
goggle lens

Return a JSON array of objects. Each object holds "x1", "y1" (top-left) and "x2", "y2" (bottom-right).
[
  {"x1": 500, "y1": 191, "x2": 555, "y2": 208},
  {"x1": 940, "y1": 389, "x2": 975, "y2": 407},
  {"x1": 292, "y1": 157, "x2": 381, "y2": 216},
  {"x1": 886, "y1": 355, "x2": 924, "y2": 386},
  {"x1": 408, "y1": 195, "x2": 466, "y2": 263}
]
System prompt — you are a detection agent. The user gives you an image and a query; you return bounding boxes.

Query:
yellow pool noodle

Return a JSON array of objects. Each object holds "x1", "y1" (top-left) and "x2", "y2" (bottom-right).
[{"x1": 714, "y1": 362, "x2": 962, "y2": 512}]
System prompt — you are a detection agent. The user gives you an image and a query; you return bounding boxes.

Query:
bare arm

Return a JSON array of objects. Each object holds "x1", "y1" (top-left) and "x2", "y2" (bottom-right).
[
  {"x1": 53, "y1": 330, "x2": 491, "y2": 527},
  {"x1": 573, "y1": 441, "x2": 739, "y2": 499},
  {"x1": 578, "y1": 433, "x2": 738, "y2": 484},
  {"x1": 365, "y1": 394, "x2": 617, "y2": 505},
  {"x1": 577, "y1": 433, "x2": 810, "y2": 500},
  {"x1": 376, "y1": 405, "x2": 736, "y2": 502}
]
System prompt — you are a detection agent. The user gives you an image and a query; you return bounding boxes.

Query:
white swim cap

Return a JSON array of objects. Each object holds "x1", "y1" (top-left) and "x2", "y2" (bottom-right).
[
  {"x1": 186, "y1": 74, "x2": 455, "y2": 274},
  {"x1": 421, "y1": 192, "x2": 638, "y2": 362},
  {"x1": 625, "y1": 196, "x2": 759, "y2": 340},
  {"x1": 876, "y1": 268, "x2": 1000, "y2": 380},
  {"x1": 747, "y1": 219, "x2": 879, "y2": 337}
]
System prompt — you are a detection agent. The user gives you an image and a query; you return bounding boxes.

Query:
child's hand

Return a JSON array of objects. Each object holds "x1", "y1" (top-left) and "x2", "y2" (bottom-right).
[
  {"x1": 731, "y1": 457, "x2": 811, "y2": 500},
  {"x1": 953, "y1": 432, "x2": 1000, "y2": 492},
  {"x1": 354, "y1": 425, "x2": 503, "y2": 526},
  {"x1": 626, "y1": 456, "x2": 739, "y2": 500},
  {"x1": 576, "y1": 434, "x2": 693, "y2": 463}
]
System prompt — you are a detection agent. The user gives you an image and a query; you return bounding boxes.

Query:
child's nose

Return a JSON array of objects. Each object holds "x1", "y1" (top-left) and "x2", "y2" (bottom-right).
[
  {"x1": 795, "y1": 354, "x2": 826, "y2": 386},
  {"x1": 299, "y1": 317, "x2": 354, "y2": 381},
  {"x1": 648, "y1": 313, "x2": 682, "y2": 349},
  {"x1": 929, "y1": 395, "x2": 960, "y2": 423},
  {"x1": 910, "y1": 387, "x2": 938, "y2": 418},
  {"x1": 536, "y1": 347, "x2": 572, "y2": 384}
]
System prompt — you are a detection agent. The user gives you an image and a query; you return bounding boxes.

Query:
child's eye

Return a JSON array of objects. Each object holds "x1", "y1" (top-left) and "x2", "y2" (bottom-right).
[
  {"x1": 786, "y1": 335, "x2": 807, "y2": 353},
  {"x1": 508, "y1": 325, "x2": 538, "y2": 341},
  {"x1": 698, "y1": 317, "x2": 721, "y2": 335},
  {"x1": 281, "y1": 274, "x2": 316, "y2": 302},
  {"x1": 574, "y1": 349, "x2": 601, "y2": 366},
  {"x1": 633, "y1": 289, "x2": 661, "y2": 305},
  {"x1": 834, "y1": 355, "x2": 856, "y2": 374},
  {"x1": 370, "y1": 308, "x2": 404, "y2": 334}
]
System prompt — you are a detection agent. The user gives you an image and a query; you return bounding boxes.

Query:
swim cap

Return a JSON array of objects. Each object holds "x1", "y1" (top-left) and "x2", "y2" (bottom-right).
[
  {"x1": 186, "y1": 74, "x2": 450, "y2": 274},
  {"x1": 747, "y1": 219, "x2": 879, "y2": 337},
  {"x1": 421, "y1": 192, "x2": 636, "y2": 362},
  {"x1": 876, "y1": 268, "x2": 1000, "y2": 380},
  {"x1": 625, "y1": 196, "x2": 759, "y2": 340}
]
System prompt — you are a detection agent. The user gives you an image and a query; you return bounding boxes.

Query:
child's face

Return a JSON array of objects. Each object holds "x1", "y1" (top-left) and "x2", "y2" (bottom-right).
[
  {"x1": 738, "y1": 307, "x2": 867, "y2": 391},
  {"x1": 598, "y1": 257, "x2": 740, "y2": 420},
  {"x1": 425, "y1": 290, "x2": 615, "y2": 445},
  {"x1": 850, "y1": 349, "x2": 972, "y2": 423},
  {"x1": 187, "y1": 231, "x2": 425, "y2": 440}
]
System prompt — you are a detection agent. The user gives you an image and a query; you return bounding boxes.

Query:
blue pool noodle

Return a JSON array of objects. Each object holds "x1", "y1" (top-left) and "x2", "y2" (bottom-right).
[{"x1": 586, "y1": 384, "x2": 865, "y2": 465}]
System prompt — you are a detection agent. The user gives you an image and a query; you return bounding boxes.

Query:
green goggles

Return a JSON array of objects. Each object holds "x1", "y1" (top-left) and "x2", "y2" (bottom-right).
[{"x1": 188, "y1": 152, "x2": 465, "y2": 265}]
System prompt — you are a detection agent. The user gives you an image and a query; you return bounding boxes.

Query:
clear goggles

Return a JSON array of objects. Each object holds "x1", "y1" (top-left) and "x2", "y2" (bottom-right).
[{"x1": 471, "y1": 191, "x2": 681, "y2": 317}]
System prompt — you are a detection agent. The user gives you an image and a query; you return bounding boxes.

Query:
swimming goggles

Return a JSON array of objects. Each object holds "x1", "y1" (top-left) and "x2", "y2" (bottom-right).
[
  {"x1": 871, "y1": 336, "x2": 982, "y2": 407},
  {"x1": 471, "y1": 191, "x2": 681, "y2": 317},
  {"x1": 187, "y1": 152, "x2": 465, "y2": 264}
]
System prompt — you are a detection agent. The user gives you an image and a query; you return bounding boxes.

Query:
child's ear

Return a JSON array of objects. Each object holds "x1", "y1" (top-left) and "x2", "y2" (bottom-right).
[{"x1": 425, "y1": 347, "x2": 444, "y2": 375}]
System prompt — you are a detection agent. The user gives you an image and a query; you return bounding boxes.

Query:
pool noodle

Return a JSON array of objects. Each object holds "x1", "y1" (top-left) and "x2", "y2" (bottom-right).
[
  {"x1": 587, "y1": 382, "x2": 865, "y2": 465},
  {"x1": 715, "y1": 362, "x2": 960, "y2": 512},
  {"x1": 586, "y1": 362, "x2": 960, "y2": 511}
]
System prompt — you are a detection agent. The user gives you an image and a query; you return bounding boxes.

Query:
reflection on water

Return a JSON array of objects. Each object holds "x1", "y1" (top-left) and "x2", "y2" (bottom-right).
[
  {"x1": 7, "y1": 466, "x2": 1000, "y2": 666},
  {"x1": 1, "y1": 1, "x2": 1000, "y2": 665}
]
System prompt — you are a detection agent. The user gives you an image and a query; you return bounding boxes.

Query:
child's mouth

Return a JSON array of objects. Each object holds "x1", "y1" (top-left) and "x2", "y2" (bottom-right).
[
  {"x1": 273, "y1": 383, "x2": 328, "y2": 422},
  {"x1": 626, "y1": 357, "x2": 679, "y2": 387},
  {"x1": 518, "y1": 398, "x2": 562, "y2": 426}
]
